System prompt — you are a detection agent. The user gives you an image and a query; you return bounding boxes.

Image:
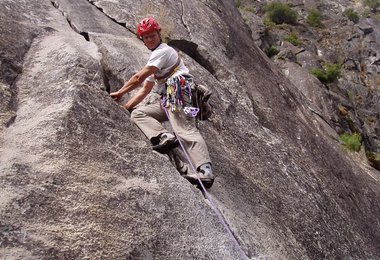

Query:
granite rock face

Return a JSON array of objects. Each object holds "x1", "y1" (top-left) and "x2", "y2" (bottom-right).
[{"x1": 1, "y1": 0, "x2": 380, "y2": 259}]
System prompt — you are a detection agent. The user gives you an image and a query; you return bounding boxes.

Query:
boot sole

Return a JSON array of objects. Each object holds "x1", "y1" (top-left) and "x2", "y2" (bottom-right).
[
  {"x1": 152, "y1": 139, "x2": 180, "y2": 154},
  {"x1": 183, "y1": 176, "x2": 214, "y2": 189}
]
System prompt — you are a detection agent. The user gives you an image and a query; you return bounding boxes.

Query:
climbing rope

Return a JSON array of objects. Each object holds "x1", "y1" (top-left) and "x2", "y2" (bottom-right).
[{"x1": 163, "y1": 106, "x2": 249, "y2": 260}]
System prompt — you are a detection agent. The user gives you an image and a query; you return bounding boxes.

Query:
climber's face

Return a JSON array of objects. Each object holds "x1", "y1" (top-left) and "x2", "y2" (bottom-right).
[{"x1": 142, "y1": 31, "x2": 161, "y2": 50}]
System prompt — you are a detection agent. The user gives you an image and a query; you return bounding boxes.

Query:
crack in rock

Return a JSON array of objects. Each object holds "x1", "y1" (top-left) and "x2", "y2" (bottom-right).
[
  {"x1": 179, "y1": 0, "x2": 191, "y2": 38},
  {"x1": 86, "y1": 0, "x2": 136, "y2": 36},
  {"x1": 1, "y1": 30, "x2": 39, "y2": 128},
  {"x1": 49, "y1": 0, "x2": 121, "y2": 94},
  {"x1": 50, "y1": 0, "x2": 90, "y2": 42}
]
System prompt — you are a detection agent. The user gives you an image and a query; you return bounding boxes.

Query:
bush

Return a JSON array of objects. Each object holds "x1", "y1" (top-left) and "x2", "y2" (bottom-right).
[
  {"x1": 307, "y1": 9, "x2": 323, "y2": 27},
  {"x1": 236, "y1": 0, "x2": 242, "y2": 8},
  {"x1": 347, "y1": 91, "x2": 354, "y2": 101},
  {"x1": 339, "y1": 132, "x2": 362, "y2": 152},
  {"x1": 283, "y1": 33, "x2": 302, "y2": 47},
  {"x1": 243, "y1": 5, "x2": 256, "y2": 13},
  {"x1": 265, "y1": 2, "x2": 298, "y2": 25},
  {"x1": 363, "y1": 0, "x2": 380, "y2": 12},
  {"x1": 311, "y1": 63, "x2": 341, "y2": 83},
  {"x1": 367, "y1": 152, "x2": 380, "y2": 170},
  {"x1": 263, "y1": 16, "x2": 277, "y2": 28},
  {"x1": 265, "y1": 46, "x2": 279, "y2": 57},
  {"x1": 343, "y1": 8, "x2": 360, "y2": 23},
  {"x1": 311, "y1": 68, "x2": 329, "y2": 82}
]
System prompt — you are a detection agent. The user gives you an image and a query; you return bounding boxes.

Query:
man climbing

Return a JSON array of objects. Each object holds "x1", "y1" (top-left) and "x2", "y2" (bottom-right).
[{"x1": 110, "y1": 17, "x2": 214, "y2": 188}]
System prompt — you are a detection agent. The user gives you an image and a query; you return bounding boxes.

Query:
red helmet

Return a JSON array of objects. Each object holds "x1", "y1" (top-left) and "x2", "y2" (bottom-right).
[{"x1": 137, "y1": 17, "x2": 161, "y2": 38}]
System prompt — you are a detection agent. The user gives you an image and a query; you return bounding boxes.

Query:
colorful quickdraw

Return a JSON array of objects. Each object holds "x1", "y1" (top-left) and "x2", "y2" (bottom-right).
[{"x1": 162, "y1": 75, "x2": 193, "y2": 113}]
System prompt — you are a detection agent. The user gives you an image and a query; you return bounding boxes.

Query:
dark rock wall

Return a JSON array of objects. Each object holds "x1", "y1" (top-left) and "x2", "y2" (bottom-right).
[{"x1": 1, "y1": 0, "x2": 379, "y2": 259}]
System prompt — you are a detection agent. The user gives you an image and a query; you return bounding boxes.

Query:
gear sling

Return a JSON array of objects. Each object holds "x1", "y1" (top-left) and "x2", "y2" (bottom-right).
[{"x1": 155, "y1": 51, "x2": 212, "y2": 121}]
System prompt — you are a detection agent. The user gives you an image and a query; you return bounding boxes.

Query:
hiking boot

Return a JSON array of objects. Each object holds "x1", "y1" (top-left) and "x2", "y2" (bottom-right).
[
  {"x1": 152, "y1": 133, "x2": 179, "y2": 154},
  {"x1": 184, "y1": 163, "x2": 215, "y2": 189}
]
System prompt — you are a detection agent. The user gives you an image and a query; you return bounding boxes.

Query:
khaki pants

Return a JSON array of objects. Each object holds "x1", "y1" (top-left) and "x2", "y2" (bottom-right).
[{"x1": 130, "y1": 93, "x2": 211, "y2": 169}]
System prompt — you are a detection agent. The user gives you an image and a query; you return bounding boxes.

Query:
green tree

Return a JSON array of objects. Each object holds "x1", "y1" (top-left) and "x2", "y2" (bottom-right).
[
  {"x1": 363, "y1": 0, "x2": 380, "y2": 12},
  {"x1": 343, "y1": 8, "x2": 360, "y2": 24},
  {"x1": 283, "y1": 33, "x2": 302, "y2": 47},
  {"x1": 265, "y1": 2, "x2": 298, "y2": 25},
  {"x1": 339, "y1": 132, "x2": 362, "y2": 152},
  {"x1": 311, "y1": 63, "x2": 341, "y2": 83},
  {"x1": 265, "y1": 46, "x2": 279, "y2": 57},
  {"x1": 307, "y1": 9, "x2": 323, "y2": 27}
]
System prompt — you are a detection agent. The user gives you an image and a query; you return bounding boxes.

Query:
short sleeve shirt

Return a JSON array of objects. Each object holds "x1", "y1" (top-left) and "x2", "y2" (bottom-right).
[{"x1": 146, "y1": 43, "x2": 190, "y2": 83}]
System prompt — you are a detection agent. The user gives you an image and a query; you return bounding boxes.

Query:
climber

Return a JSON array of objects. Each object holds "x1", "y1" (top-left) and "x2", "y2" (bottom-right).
[{"x1": 110, "y1": 17, "x2": 214, "y2": 188}]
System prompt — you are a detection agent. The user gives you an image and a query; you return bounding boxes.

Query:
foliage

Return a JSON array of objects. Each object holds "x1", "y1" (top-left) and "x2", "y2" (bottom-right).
[
  {"x1": 265, "y1": 46, "x2": 279, "y2": 57},
  {"x1": 363, "y1": 0, "x2": 380, "y2": 12},
  {"x1": 243, "y1": 5, "x2": 256, "y2": 13},
  {"x1": 343, "y1": 8, "x2": 360, "y2": 23},
  {"x1": 311, "y1": 63, "x2": 341, "y2": 83},
  {"x1": 263, "y1": 16, "x2": 277, "y2": 28},
  {"x1": 236, "y1": 0, "x2": 242, "y2": 8},
  {"x1": 283, "y1": 33, "x2": 302, "y2": 47},
  {"x1": 347, "y1": 91, "x2": 354, "y2": 101},
  {"x1": 307, "y1": 9, "x2": 323, "y2": 27},
  {"x1": 265, "y1": 2, "x2": 298, "y2": 25},
  {"x1": 367, "y1": 152, "x2": 380, "y2": 170},
  {"x1": 339, "y1": 132, "x2": 362, "y2": 152}
]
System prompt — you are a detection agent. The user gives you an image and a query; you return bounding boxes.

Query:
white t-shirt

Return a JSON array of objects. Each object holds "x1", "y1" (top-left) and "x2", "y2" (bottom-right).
[{"x1": 146, "y1": 43, "x2": 190, "y2": 84}]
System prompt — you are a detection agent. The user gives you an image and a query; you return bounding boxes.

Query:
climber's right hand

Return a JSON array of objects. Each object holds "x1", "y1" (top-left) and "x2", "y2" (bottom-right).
[{"x1": 110, "y1": 91, "x2": 123, "y2": 101}]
